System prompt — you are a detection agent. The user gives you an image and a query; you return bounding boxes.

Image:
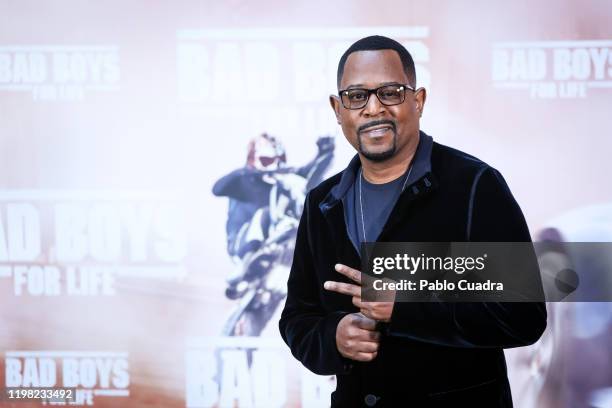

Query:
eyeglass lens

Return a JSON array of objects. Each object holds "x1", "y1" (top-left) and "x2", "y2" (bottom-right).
[{"x1": 341, "y1": 85, "x2": 405, "y2": 109}]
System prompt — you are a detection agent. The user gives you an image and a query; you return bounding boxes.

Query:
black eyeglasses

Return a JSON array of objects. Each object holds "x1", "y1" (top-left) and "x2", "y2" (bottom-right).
[{"x1": 338, "y1": 83, "x2": 416, "y2": 110}]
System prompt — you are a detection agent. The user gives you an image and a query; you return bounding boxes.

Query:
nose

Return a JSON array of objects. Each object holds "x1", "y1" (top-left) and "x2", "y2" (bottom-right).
[{"x1": 362, "y1": 91, "x2": 385, "y2": 117}]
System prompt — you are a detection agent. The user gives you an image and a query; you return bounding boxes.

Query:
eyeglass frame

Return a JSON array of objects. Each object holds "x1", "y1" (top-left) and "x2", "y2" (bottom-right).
[{"x1": 337, "y1": 83, "x2": 418, "y2": 110}]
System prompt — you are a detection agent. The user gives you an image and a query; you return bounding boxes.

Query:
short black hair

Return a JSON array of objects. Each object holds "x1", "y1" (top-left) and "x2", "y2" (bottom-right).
[{"x1": 336, "y1": 35, "x2": 416, "y2": 89}]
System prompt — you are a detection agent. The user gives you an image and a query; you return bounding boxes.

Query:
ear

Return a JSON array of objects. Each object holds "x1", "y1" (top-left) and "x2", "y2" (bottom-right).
[
  {"x1": 329, "y1": 95, "x2": 342, "y2": 124},
  {"x1": 415, "y1": 87, "x2": 427, "y2": 117}
]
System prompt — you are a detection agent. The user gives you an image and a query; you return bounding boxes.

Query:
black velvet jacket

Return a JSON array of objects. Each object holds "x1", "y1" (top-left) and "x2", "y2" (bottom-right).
[{"x1": 279, "y1": 137, "x2": 547, "y2": 407}]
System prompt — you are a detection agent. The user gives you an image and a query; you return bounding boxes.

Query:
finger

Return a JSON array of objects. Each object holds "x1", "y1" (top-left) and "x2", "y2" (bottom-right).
[
  {"x1": 352, "y1": 296, "x2": 363, "y2": 309},
  {"x1": 354, "y1": 313, "x2": 377, "y2": 331},
  {"x1": 366, "y1": 330, "x2": 381, "y2": 342},
  {"x1": 356, "y1": 341, "x2": 379, "y2": 353},
  {"x1": 360, "y1": 306, "x2": 380, "y2": 322},
  {"x1": 335, "y1": 263, "x2": 362, "y2": 284},
  {"x1": 359, "y1": 306, "x2": 377, "y2": 322},
  {"x1": 353, "y1": 351, "x2": 378, "y2": 362},
  {"x1": 324, "y1": 281, "x2": 360, "y2": 297},
  {"x1": 355, "y1": 327, "x2": 380, "y2": 343}
]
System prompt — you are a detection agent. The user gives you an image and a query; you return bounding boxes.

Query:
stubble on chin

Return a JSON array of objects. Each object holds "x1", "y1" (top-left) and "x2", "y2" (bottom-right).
[{"x1": 357, "y1": 132, "x2": 397, "y2": 162}]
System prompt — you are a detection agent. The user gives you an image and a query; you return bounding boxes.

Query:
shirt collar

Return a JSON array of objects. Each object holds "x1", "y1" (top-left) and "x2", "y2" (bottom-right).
[{"x1": 319, "y1": 130, "x2": 433, "y2": 212}]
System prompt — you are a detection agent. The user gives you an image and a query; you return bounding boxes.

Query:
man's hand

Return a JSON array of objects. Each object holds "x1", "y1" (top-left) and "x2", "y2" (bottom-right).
[
  {"x1": 324, "y1": 264, "x2": 395, "y2": 322},
  {"x1": 336, "y1": 313, "x2": 380, "y2": 361}
]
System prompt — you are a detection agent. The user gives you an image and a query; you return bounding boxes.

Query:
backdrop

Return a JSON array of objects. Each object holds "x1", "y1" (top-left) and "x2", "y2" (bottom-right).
[{"x1": 1, "y1": 1, "x2": 612, "y2": 407}]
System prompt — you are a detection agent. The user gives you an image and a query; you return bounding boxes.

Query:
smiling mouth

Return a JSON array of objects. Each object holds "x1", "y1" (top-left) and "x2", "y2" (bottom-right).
[{"x1": 361, "y1": 126, "x2": 393, "y2": 138}]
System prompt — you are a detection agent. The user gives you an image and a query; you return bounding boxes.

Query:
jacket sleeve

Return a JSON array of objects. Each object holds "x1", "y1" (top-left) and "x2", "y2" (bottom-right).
[
  {"x1": 278, "y1": 192, "x2": 350, "y2": 374},
  {"x1": 386, "y1": 166, "x2": 547, "y2": 348}
]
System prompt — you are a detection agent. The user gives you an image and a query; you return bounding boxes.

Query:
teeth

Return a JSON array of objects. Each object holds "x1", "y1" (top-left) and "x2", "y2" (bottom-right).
[{"x1": 365, "y1": 127, "x2": 390, "y2": 136}]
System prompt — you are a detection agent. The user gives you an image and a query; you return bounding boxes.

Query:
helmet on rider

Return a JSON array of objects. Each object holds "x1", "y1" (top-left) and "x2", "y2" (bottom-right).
[{"x1": 246, "y1": 133, "x2": 287, "y2": 171}]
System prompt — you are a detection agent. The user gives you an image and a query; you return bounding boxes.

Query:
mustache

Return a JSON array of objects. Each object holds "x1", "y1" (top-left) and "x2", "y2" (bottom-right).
[{"x1": 358, "y1": 119, "x2": 396, "y2": 134}]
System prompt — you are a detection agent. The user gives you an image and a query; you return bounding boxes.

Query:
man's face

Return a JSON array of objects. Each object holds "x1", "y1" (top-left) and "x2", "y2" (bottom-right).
[{"x1": 330, "y1": 49, "x2": 425, "y2": 162}]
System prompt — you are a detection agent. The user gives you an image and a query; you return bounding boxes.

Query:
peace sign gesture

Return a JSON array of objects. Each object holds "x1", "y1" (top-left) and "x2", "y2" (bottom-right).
[{"x1": 324, "y1": 263, "x2": 396, "y2": 322}]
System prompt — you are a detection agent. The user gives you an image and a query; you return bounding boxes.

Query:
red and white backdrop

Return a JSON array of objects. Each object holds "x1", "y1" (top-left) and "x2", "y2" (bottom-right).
[{"x1": 1, "y1": 1, "x2": 612, "y2": 407}]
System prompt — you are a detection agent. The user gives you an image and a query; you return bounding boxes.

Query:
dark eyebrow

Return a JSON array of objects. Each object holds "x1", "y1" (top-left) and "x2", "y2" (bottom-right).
[{"x1": 344, "y1": 81, "x2": 403, "y2": 90}]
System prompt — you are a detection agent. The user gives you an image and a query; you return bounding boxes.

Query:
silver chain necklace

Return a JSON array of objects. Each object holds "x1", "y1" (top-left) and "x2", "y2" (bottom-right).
[{"x1": 358, "y1": 164, "x2": 413, "y2": 242}]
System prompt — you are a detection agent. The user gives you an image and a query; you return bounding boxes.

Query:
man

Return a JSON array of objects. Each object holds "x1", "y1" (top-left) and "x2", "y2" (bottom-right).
[{"x1": 279, "y1": 36, "x2": 546, "y2": 407}]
